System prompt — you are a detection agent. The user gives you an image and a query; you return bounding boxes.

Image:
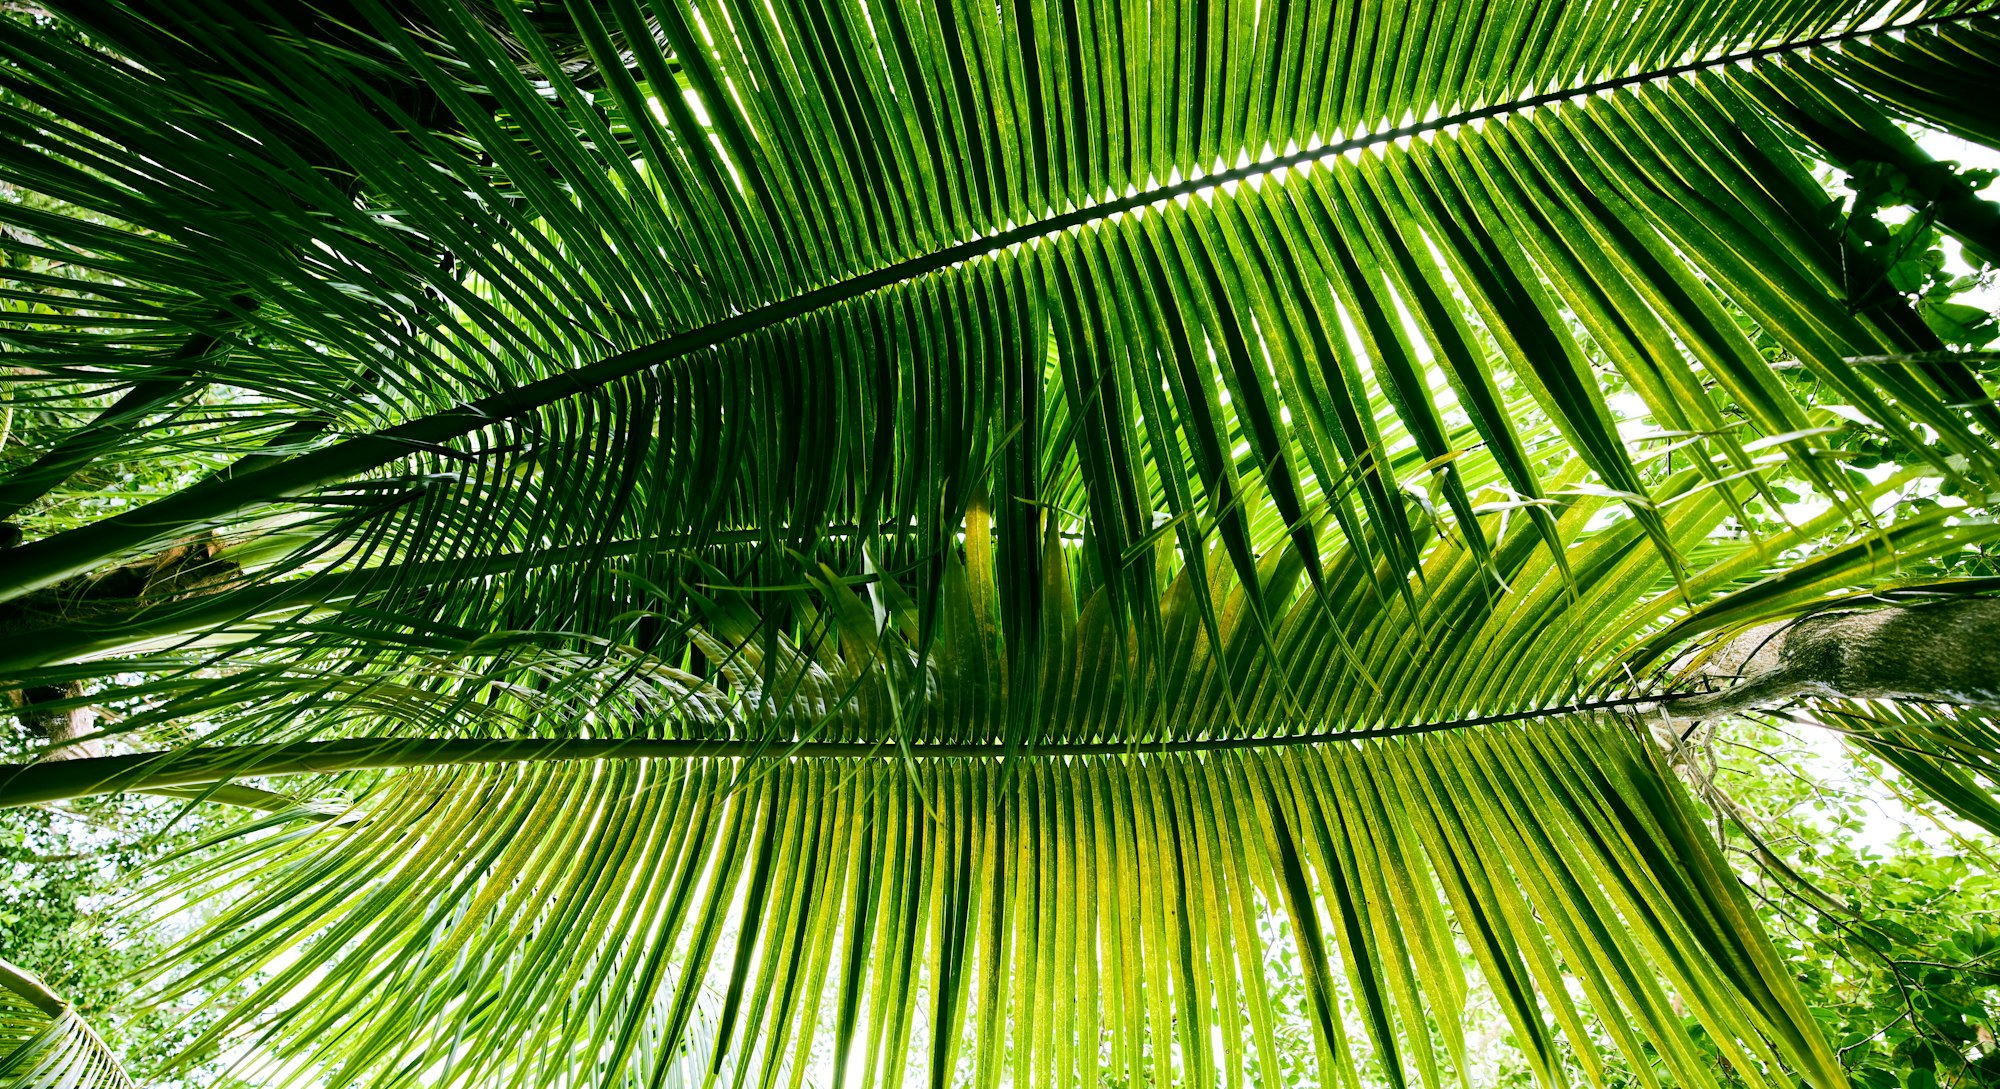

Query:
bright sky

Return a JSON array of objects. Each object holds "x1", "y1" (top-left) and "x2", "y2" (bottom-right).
[
  {"x1": 1914, "y1": 127, "x2": 2000, "y2": 319},
  {"x1": 1788, "y1": 715, "x2": 1987, "y2": 853}
]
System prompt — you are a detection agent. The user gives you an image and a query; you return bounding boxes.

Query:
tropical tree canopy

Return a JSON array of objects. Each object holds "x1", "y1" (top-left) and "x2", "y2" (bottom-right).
[{"x1": 1, "y1": 0, "x2": 1999, "y2": 1084}]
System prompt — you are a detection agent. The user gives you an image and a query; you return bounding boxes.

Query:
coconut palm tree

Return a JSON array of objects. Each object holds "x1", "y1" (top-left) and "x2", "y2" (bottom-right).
[{"x1": 2, "y1": 0, "x2": 1999, "y2": 1084}]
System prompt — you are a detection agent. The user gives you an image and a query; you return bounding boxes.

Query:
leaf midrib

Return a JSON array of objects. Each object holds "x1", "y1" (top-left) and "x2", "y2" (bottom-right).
[{"x1": 0, "y1": 692, "x2": 1691, "y2": 807}]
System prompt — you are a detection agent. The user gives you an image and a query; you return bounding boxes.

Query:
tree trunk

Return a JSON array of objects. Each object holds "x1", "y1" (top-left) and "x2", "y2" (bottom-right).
[
  {"x1": 1672, "y1": 597, "x2": 2000, "y2": 720},
  {"x1": 5, "y1": 535, "x2": 241, "y2": 760},
  {"x1": 10, "y1": 682, "x2": 97, "y2": 760}
]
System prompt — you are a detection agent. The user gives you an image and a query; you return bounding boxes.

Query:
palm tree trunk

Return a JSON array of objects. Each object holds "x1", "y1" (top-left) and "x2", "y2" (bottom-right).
[{"x1": 1673, "y1": 597, "x2": 2000, "y2": 719}]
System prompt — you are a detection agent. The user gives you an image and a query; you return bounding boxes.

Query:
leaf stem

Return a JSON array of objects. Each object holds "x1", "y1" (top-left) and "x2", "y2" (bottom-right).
[
  {"x1": 0, "y1": 692, "x2": 1689, "y2": 807},
  {"x1": 0, "y1": 957, "x2": 66, "y2": 1017}
]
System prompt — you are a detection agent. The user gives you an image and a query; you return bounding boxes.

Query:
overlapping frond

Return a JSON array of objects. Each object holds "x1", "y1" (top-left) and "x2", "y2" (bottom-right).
[
  {"x1": 137, "y1": 726, "x2": 1847, "y2": 1089},
  {"x1": 4, "y1": 461, "x2": 1985, "y2": 1086},
  {"x1": 3, "y1": 452, "x2": 1985, "y2": 787},
  {"x1": 1805, "y1": 700, "x2": 2000, "y2": 834}
]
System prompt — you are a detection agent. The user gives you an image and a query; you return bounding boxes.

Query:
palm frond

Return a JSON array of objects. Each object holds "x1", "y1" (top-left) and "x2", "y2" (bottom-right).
[
  {"x1": 0, "y1": 961, "x2": 133, "y2": 1089},
  {"x1": 2, "y1": 0, "x2": 1999, "y2": 1084},
  {"x1": 0, "y1": 0, "x2": 1994, "y2": 617},
  {"x1": 127, "y1": 728, "x2": 1840, "y2": 1089}
]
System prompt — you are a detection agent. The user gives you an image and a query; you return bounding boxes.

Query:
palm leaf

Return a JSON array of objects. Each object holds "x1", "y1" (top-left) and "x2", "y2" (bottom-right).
[
  {"x1": 0, "y1": 961, "x2": 133, "y2": 1089},
  {"x1": 2, "y1": 0, "x2": 1999, "y2": 1084}
]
